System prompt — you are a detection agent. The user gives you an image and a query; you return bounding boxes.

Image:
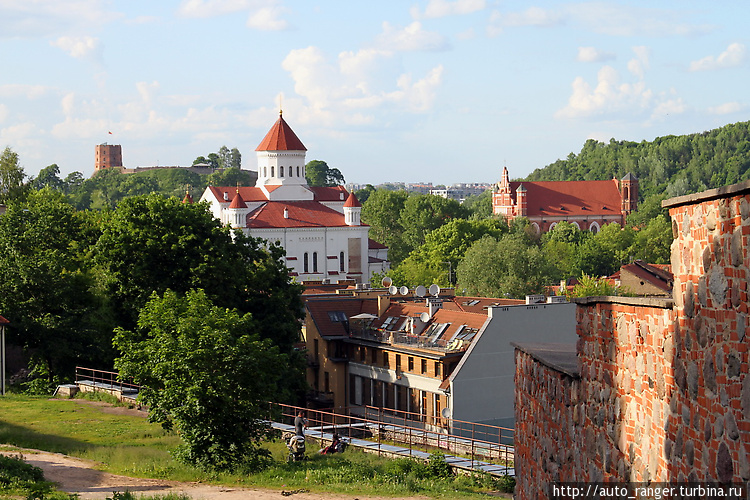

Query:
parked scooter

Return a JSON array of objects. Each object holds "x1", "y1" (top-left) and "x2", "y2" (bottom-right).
[{"x1": 284, "y1": 432, "x2": 307, "y2": 462}]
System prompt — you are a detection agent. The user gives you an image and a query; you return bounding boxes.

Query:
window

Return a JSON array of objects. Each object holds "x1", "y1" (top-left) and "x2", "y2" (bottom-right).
[
  {"x1": 395, "y1": 354, "x2": 401, "y2": 371},
  {"x1": 340, "y1": 251, "x2": 345, "y2": 272},
  {"x1": 313, "y1": 252, "x2": 318, "y2": 273},
  {"x1": 434, "y1": 361, "x2": 441, "y2": 377},
  {"x1": 371, "y1": 349, "x2": 378, "y2": 364},
  {"x1": 359, "y1": 347, "x2": 365, "y2": 362},
  {"x1": 303, "y1": 253, "x2": 309, "y2": 273},
  {"x1": 289, "y1": 166, "x2": 293, "y2": 177},
  {"x1": 279, "y1": 166, "x2": 284, "y2": 177},
  {"x1": 383, "y1": 352, "x2": 389, "y2": 368},
  {"x1": 271, "y1": 166, "x2": 275, "y2": 177},
  {"x1": 421, "y1": 359, "x2": 427, "y2": 374},
  {"x1": 263, "y1": 166, "x2": 267, "y2": 177},
  {"x1": 327, "y1": 311, "x2": 348, "y2": 322},
  {"x1": 324, "y1": 371, "x2": 330, "y2": 393},
  {"x1": 408, "y1": 357, "x2": 414, "y2": 371},
  {"x1": 297, "y1": 166, "x2": 300, "y2": 177}
]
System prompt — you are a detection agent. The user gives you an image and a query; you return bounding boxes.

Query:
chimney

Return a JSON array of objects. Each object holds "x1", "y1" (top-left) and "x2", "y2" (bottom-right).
[
  {"x1": 283, "y1": 207, "x2": 289, "y2": 219},
  {"x1": 427, "y1": 297, "x2": 443, "y2": 317},
  {"x1": 223, "y1": 192, "x2": 229, "y2": 201}
]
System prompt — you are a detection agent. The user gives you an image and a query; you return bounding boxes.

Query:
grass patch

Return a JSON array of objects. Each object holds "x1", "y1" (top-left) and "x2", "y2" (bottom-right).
[{"x1": 0, "y1": 395, "x2": 513, "y2": 498}]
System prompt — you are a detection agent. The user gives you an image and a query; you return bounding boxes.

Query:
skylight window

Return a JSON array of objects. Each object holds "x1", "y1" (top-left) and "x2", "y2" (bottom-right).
[{"x1": 327, "y1": 311, "x2": 348, "y2": 322}]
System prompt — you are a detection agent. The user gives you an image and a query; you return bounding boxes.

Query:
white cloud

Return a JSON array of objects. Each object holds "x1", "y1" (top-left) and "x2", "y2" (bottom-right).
[
  {"x1": 247, "y1": 5, "x2": 289, "y2": 30},
  {"x1": 375, "y1": 21, "x2": 449, "y2": 52},
  {"x1": 565, "y1": 3, "x2": 714, "y2": 37},
  {"x1": 0, "y1": 84, "x2": 49, "y2": 99},
  {"x1": 0, "y1": 122, "x2": 43, "y2": 152},
  {"x1": 281, "y1": 45, "x2": 444, "y2": 126},
  {"x1": 556, "y1": 65, "x2": 659, "y2": 119},
  {"x1": 0, "y1": 0, "x2": 120, "y2": 38},
  {"x1": 487, "y1": 7, "x2": 562, "y2": 37},
  {"x1": 577, "y1": 47, "x2": 615, "y2": 63},
  {"x1": 411, "y1": 0, "x2": 486, "y2": 19},
  {"x1": 177, "y1": 0, "x2": 253, "y2": 17},
  {"x1": 689, "y1": 43, "x2": 747, "y2": 72},
  {"x1": 50, "y1": 36, "x2": 102, "y2": 61},
  {"x1": 708, "y1": 102, "x2": 745, "y2": 115},
  {"x1": 627, "y1": 46, "x2": 650, "y2": 79}
]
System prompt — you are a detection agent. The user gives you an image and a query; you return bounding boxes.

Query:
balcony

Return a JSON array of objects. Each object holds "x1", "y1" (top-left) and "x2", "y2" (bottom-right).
[{"x1": 349, "y1": 329, "x2": 470, "y2": 353}]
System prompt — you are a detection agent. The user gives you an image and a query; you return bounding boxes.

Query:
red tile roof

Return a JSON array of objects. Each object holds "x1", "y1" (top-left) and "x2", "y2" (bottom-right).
[
  {"x1": 256, "y1": 113, "x2": 307, "y2": 151},
  {"x1": 0, "y1": 315, "x2": 8, "y2": 325},
  {"x1": 182, "y1": 192, "x2": 193, "y2": 204},
  {"x1": 310, "y1": 185, "x2": 349, "y2": 201},
  {"x1": 344, "y1": 192, "x2": 361, "y2": 207},
  {"x1": 247, "y1": 201, "x2": 350, "y2": 228},
  {"x1": 368, "y1": 238, "x2": 387, "y2": 250},
  {"x1": 228, "y1": 191, "x2": 247, "y2": 208},
  {"x1": 306, "y1": 297, "x2": 379, "y2": 337},
  {"x1": 207, "y1": 186, "x2": 267, "y2": 203},
  {"x1": 509, "y1": 179, "x2": 622, "y2": 217}
]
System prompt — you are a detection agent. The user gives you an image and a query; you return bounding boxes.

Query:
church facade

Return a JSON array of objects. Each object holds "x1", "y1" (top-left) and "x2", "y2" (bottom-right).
[
  {"x1": 492, "y1": 167, "x2": 638, "y2": 234},
  {"x1": 200, "y1": 113, "x2": 388, "y2": 283}
]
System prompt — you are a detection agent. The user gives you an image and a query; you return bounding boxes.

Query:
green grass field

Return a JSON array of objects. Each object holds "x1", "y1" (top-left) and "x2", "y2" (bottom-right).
[{"x1": 0, "y1": 394, "x2": 513, "y2": 498}]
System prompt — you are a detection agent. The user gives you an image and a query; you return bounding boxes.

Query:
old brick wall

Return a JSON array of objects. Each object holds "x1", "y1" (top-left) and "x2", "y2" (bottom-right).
[{"x1": 514, "y1": 182, "x2": 750, "y2": 497}]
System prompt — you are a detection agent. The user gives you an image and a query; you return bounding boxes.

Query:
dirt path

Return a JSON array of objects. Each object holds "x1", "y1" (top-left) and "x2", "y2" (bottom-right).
[{"x1": 3, "y1": 448, "x2": 431, "y2": 500}]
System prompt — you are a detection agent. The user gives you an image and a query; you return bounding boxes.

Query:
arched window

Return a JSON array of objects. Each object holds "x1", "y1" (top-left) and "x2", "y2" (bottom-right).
[
  {"x1": 297, "y1": 166, "x2": 300, "y2": 177},
  {"x1": 263, "y1": 166, "x2": 267, "y2": 177},
  {"x1": 271, "y1": 166, "x2": 275, "y2": 177},
  {"x1": 571, "y1": 221, "x2": 580, "y2": 230},
  {"x1": 280, "y1": 166, "x2": 284, "y2": 177},
  {"x1": 549, "y1": 222, "x2": 557, "y2": 231},
  {"x1": 623, "y1": 186, "x2": 629, "y2": 199},
  {"x1": 289, "y1": 166, "x2": 293, "y2": 177},
  {"x1": 340, "y1": 251, "x2": 345, "y2": 272},
  {"x1": 303, "y1": 253, "x2": 309, "y2": 273},
  {"x1": 312, "y1": 252, "x2": 318, "y2": 273},
  {"x1": 531, "y1": 222, "x2": 540, "y2": 235},
  {"x1": 589, "y1": 221, "x2": 600, "y2": 234}
]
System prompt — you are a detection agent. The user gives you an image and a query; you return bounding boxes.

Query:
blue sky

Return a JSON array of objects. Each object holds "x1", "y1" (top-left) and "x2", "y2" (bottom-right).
[{"x1": 1, "y1": 1, "x2": 748, "y2": 185}]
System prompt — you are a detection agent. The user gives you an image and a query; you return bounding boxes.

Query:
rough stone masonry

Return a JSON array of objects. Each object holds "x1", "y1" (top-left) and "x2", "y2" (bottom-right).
[{"x1": 513, "y1": 180, "x2": 750, "y2": 498}]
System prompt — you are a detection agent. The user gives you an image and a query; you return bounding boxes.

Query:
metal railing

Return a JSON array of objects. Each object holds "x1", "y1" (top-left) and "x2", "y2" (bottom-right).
[
  {"x1": 75, "y1": 366, "x2": 140, "y2": 394},
  {"x1": 349, "y1": 328, "x2": 469, "y2": 353},
  {"x1": 270, "y1": 402, "x2": 514, "y2": 470}
]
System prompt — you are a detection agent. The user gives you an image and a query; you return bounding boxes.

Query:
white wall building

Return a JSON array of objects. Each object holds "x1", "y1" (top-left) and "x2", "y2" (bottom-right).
[{"x1": 200, "y1": 113, "x2": 389, "y2": 283}]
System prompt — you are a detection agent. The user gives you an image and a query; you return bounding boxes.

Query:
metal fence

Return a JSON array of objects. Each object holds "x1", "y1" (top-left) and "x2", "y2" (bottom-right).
[
  {"x1": 271, "y1": 402, "x2": 514, "y2": 468},
  {"x1": 75, "y1": 366, "x2": 140, "y2": 394}
]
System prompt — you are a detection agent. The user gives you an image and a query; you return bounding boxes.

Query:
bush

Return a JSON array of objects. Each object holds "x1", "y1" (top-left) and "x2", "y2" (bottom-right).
[
  {"x1": 0, "y1": 454, "x2": 45, "y2": 484},
  {"x1": 426, "y1": 452, "x2": 453, "y2": 479}
]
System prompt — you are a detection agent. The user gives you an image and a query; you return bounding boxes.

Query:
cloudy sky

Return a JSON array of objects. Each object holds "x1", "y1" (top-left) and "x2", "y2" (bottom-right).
[{"x1": 1, "y1": 0, "x2": 748, "y2": 185}]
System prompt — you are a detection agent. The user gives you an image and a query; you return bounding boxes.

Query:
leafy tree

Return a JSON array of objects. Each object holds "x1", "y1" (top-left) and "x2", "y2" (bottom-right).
[
  {"x1": 398, "y1": 194, "x2": 468, "y2": 257},
  {"x1": 206, "y1": 167, "x2": 254, "y2": 188},
  {"x1": 229, "y1": 147, "x2": 242, "y2": 169},
  {"x1": 456, "y1": 234, "x2": 554, "y2": 298},
  {"x1": 31, "y1": 164, "x2": 64, "y2": 191},
  {"x1": 397, "y1": 218, "x2": 508, "y2": 287},
  {"x1": 218, "y1": 145, "x2": 230, "y2": 169},
  {"x1": 361, "y1": 189, "x2": 409, "y2": 264},
  {"x1": 93, "y1": 194, "x2": 303, "y2": 352},
  {"x1": 574, "y1": 238, "x2": 619, "y2": 277},
  {"x1": 63, "y1": 171, "x2": 85, "y2": 194},
  {"x1": 305, "y1": 160, "x2": 344, "y2": 186},
  {"x1": 462, "y1": 189, "x2": 493, "y2": 219},
  {"x1": 0, "y1": 146, "x2": 27, "y2": 203},
  {"x1": 354, "y1": 184, "x2": 376, "y2": 204},
  {"x1": 114, "y1": 289, "x2": 286, "y2": 471},
  {"x1": 0, "y1": 189, "x2": 108, "y2": 380},
  {"x1": 207, "y1": 153, "x2": 220, "y2": 170},
  {"x1": 630, "y1": 215, "x2": 672, "y2": 264}
]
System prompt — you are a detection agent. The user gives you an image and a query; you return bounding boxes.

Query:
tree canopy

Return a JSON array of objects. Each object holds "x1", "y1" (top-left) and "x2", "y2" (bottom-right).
[
  {"x1": 114, "y1": 289, "x2": 286, "y2": 471},
  {"x1": 305, "y1": 160, "x2": 344, "y2": 186},
  {"x1": 0, "y1": 147, "x2": 27, "y2": 204}
]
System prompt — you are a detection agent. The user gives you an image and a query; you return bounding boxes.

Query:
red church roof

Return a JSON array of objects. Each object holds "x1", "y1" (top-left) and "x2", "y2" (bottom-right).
[
  {"x1": 256, "y1": 113, "x2": 307, "y2": 152},
  {"x1": 343, "y1": 192, "x2": 361, "y2": 207},
  {"x1": 509, "y1": 179, "x2": 622, "y2": 217},
  {"x1": 247, "y1": 201, "x2": 362, "y2": 228},
  {"x1": 228, "y1": 191, "x2": 247, "y2": 208}
]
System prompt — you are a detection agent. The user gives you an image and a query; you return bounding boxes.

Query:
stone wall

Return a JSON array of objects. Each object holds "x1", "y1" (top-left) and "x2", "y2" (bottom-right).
[{"x1": 513, "y1": 180, "x2": 750, "y2": 497}]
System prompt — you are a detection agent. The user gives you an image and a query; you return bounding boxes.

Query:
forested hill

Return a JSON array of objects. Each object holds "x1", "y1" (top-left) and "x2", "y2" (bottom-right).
[{"x1": 525, "y1": 120, "x2": 750, "y2": 201}]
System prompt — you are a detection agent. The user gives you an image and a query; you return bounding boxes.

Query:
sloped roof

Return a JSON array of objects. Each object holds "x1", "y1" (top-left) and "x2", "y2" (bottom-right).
[
  {"x1": 0, "y1": 315, "x2": 9, "y2": 325},
  {"x1": 228, "y1": 191, "x2": 247, "y2": 208},
  {"x1": 247, "y1": 201, "x2": 351, "y2": 228},
  {"x1": 509, "y1": 179, "x2": 622, "y2": 217},
  {"x1": 206, "y1": 186, "x2": 267, "y2": 203},
  {"x1": 306, "y1": 297, "x2": 379, "y2": 338},
  {"x1": 344, "y1": 192, "x2": 361, "y2": 207},
  {"x1": 621, "y1": 260, "x2": 674, "y2": 293},
  {"x1": 310, "y1": 185, "x2": 349, "y2": 201},
  {"x1": 182, "y1": 192, "x2": 193, "y2": 204},
  {"x1": 368, "y1": 238, "x2": 388, "y2": 250},
  {"x1": 256, "y1": 114, "x2": 307, "y2": 151}
]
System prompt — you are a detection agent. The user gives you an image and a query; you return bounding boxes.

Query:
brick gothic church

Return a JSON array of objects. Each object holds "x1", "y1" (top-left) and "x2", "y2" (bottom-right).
[{"x1": 492, "y1": 167, "x2": 638, "y2": 234}]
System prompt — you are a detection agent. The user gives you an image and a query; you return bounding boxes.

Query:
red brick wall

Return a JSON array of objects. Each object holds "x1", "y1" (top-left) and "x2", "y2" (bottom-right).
[{"x1": 514, "y1": 184, "x2": 750, "y2": 497}]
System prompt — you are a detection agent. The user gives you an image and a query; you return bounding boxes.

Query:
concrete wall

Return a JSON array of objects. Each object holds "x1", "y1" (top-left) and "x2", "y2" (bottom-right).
[{"x1": 450, "y1": 302, "x2": 576, "y2": 429}]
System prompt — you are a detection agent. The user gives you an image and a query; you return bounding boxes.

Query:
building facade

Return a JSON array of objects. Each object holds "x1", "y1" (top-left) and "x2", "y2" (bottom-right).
[
  {"x1": 94, "y1": 143, "x2": 123, "y2": 173},
  {"x1": 200, "y1": 113, "x2": 388, "y2": 283},
  {"x1": 492, "y1": 167, "x2": 638, "y2": 234}
]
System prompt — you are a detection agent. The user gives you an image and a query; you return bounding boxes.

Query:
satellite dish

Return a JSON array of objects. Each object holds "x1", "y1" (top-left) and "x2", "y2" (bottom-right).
[
  {"x1": 388, "y1": 285, "x2": 398, "y2": 295},
  {"x1": 441, "y1": 407, "x2": 451, "y2": 419},
  {"x1": 400, "y1": 286, "x2": 409, "y2": 295},
  {"x1": 420, "y1": 312, "x2": 430, "y2": 323},
  {"x1": 415, "y1": 285, "x2": 426, "y2": 297},
  {"x1": 429, "y1": 284, "x2": 441, "y2": 296},
  {"x1": 381, "y1": 277, "x2": 393, "y2": 288}
]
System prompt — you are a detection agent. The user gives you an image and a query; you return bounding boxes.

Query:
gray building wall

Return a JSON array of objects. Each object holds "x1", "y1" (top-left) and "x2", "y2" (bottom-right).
[{"x1": 448, "y1": 302, "x2": 576, "y2": 430}]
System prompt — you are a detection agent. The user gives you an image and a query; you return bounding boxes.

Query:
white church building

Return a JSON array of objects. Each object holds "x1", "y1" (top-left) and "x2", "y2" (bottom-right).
[{"x1": 200, "y1": 113, "x2": 389, "y2": 283}]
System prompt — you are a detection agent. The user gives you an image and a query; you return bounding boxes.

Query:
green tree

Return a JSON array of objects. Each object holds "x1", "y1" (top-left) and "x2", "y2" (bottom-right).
[
  {"x1": 462, "y1": 189, "x2": 493, "y2": 219},
  {"x1": 31, "y1": 164, "x2": 64, "y2": 191},
  {"x1": 354, "y1": 184, "x2": 376, "y2": 204},
  {"x1": 0, "y1": 189, "x2": 108, "y2": 380},
  {"x1": 456, "y1": 234, "x2": 554, "y2": 298},
  {"x1": 206, "y1": 167, "x2": 254, "y2": 188},
  {"x1": 566, "y1": 274, "x2": 626, "y2": 298},
  {"x1": 398, "y1": 194, "x2": 468, "y2": 257},
  {"x1": 229, "y1": 147, "x2": 242, "y2": 169},
  {"x1": 305, "y1": 160, "x2": 344, "y2": 186},
  {"x1": 361, "y1": 189, "x2": 409, "y2": 264},
  {"x1": 114, "y1": 289, "x2": 286, "y2": 471},
  {"x1": 217, "y1": 145, "x2": 230, "y2": 169},
  {"x1": 0, "y1": 146, "x2": 27, "y2": 203},
  {"x1": 630, "y1": 215, "x2": 672, "y2": 264}
]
